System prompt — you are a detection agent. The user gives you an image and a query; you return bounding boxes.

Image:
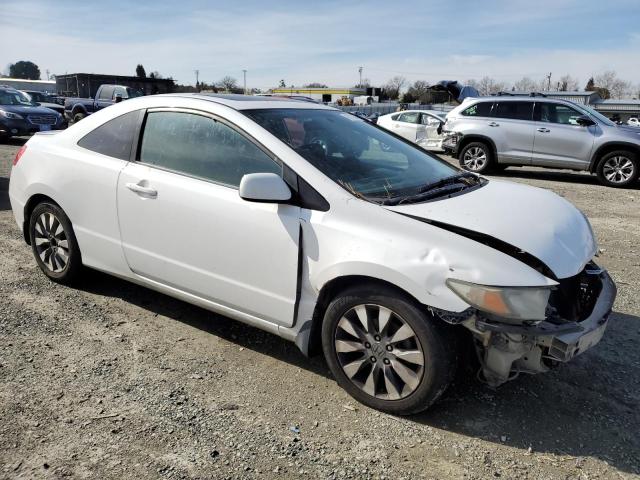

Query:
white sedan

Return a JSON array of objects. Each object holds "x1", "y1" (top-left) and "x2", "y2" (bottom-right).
[
  {"x1": 9, "y1": 94, "x2": 615, "y2": 414},
  {"x1": 377, "y1": 110, "x2": 447, "y2": 151}
]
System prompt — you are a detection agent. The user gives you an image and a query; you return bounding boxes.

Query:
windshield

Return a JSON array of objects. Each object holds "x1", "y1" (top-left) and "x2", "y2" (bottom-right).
[
  {"x1": 0, "y1": 90, "x2": 35, "y2": 106},
  {"x1": 576, "y1": 104, "x2": 615, "y2": 126},
  {"x1": 244, "y1": 108, "x2": 459, "y2": 201}
]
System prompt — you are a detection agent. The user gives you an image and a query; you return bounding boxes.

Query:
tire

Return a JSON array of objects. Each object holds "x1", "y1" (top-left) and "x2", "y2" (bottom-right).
[
  {"x1": 321, "y1": 284, "x2": 456, "y2": 415},
  {"x1": 458, "y1": 141, "x2": 496, "y2": 173},
  {"x1": 29, "y1": 202, "x2": 82, "y2": 285},
  {"x1": 596, "y1": 150, "x2": 638, "y2": 188},
  {"x1": 72, "y1": 112, "x2": 86, "y2": 124}
]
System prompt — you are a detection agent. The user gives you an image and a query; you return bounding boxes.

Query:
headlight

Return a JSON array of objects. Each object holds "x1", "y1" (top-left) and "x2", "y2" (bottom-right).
[
  {"x1": 446, "y1": 279, "x2": 551, "y2": 322},
  {"x1": 0, "y1": 110, "x2": 24, "y2": 120}
]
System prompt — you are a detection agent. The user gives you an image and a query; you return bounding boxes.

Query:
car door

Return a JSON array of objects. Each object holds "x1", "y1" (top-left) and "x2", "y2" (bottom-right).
[
  {"x1": 392, "y1": 111, "x2": 421, "y2": 141},
  {"x1": 531, "y1": 102, "x2": 596, "y2": 169},
  {"x1": 416, "y1": 113, "x2": 442, "y2": 149},
  {"x1": 490, "y1": 101, "x2": 535, "y2": 165},
  {"x1": 95, "y1": 86, "x2": 114, "y2": 110},
  {"x1": 116, "y1": 108, "x2": 302, "y2": 327}
]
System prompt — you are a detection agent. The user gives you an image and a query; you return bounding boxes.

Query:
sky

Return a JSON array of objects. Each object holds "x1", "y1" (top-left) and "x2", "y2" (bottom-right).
[{"x1": 1, "y1": 0, "x2": 639, "y2": 90}]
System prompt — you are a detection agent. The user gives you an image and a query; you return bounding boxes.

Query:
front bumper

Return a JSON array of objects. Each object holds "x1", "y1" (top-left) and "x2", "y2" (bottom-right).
[
  {"x1": 0, "y1": 116, "x2": 63, "y2": 137},
  {"x1": 441, "y1": 131, "x2": 460, "y2": 155},
  {"x1": 462, "y1": 269, "x2": 616, "y2": 385}
]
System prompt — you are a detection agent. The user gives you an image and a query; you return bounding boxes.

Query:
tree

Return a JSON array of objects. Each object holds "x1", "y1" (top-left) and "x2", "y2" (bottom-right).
[
  {"x1": 513, "y1": 77, "x2": 538, "y2": 92},
  {"x1": 467, "y1": 77, "x2": 509, "y2": 96},
  {"x1": 595, "y1": 71, "x2": 631, "y2": 99},
  {"x1": 558, "y1": 74, "x2": 579, "y2": 92},
  {"x1": 403, "y1": 80, "x2": 431, "y2": 103},
  {"x1": 278, "y1": 79, "x2": 286, "y2": 88},
  {"x1": 136, "y1": 64, "x2": 146, "y2": 78},
  {"x1": 355, "y1": 78, "x2": 371, "y2": 89},
  {"x1": 585, "y1": 77, "x2": 595, "y2": 91},
  {"x1": 9, "y1": 60, "x2": 40, "y2": 80},
  {"x1": 149, "y1": 71, "x2": 163, "y2": 79},
  {"x1": 304, "y1": 82, "x2": 327, "y2": 88},
  {"x1": 217, "y1": 76, "x2": 239, "y2": 92},
  {"x1": 383, "y1": 76, "x2": 407, "y2": 100}
]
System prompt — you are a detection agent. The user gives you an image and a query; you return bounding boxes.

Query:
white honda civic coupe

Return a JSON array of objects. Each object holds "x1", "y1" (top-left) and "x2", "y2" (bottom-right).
[{"x1": 9, "y1": 94, "x2": 616, "y2": 415}]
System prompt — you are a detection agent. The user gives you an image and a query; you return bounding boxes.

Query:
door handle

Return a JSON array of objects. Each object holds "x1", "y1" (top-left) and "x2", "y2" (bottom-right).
[
  {"x1": 488, "y1": 122, "x2": 500, "y2": 127},
  {"x1": 126, "y1": 182, "x2": 157, "y2": 198},
  {"x1": 537, "y1": 127, "x2": 551, "y2": 133}
]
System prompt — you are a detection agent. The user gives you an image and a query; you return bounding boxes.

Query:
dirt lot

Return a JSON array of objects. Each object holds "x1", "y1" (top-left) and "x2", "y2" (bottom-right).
[{"x1": 0, "y1": 137, "x2": 639, "y2": 480}]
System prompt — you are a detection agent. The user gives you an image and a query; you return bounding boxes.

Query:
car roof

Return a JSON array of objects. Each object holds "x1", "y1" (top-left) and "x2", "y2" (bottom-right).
[
  {"x1": 160, "y1": 93, "x2": 335, "y2": 111},
  {"x1": 467, "y1": 95, "x2": 576, "y2": 104}
]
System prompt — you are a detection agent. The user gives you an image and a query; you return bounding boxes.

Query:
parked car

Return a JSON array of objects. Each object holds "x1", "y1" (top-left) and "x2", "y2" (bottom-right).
[
  {"x1": 20, "y1": 90, "x2": 66, "y2": 118},
  {"x1": 64, "y1": 84, "x2": 143, "y2": 124},
  {"x1": 628, "y1": 117, "x2": 639, "y2": 127},
  {"x1": 377, "y1": 110, "x2": 446, "y2": 151},
  {"x1": 443, "y1": 95, "x2": 640, "y2": 187},
  {"x1": 9, "y1": 94, "x2": 616, "y2": 414},
  {"x1": 0, "y1": 87, "x2": 64, "y2": 141}
]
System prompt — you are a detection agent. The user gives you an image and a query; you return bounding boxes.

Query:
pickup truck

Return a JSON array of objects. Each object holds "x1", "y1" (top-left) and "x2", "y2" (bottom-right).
[{"x1": 64, "y1": 84, "x2": 143, "y2": 123}]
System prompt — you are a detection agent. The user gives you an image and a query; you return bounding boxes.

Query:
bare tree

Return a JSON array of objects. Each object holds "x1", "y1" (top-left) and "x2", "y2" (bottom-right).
[
  {"x1": 595, "y1": 71, "x2": 632, "y2": 99},
  {"x1": 558, "y1": 74, "x2": 580, "y2": 92},
  {"x1": 383, "y1": 76, "x2": 407, "y2": 100},
  {"x1": 355, "y1": 78, "x2": 371, "y2": 88},
  {"x1": 469, "y1": 77, "x2": 509, "y2": 96},
  {"x1": 513, "y1": 77, "x2": 538, "y2": 92},
  {"x1": 217, "y1": 76, "x2": 239, "y2": 92},
  {"x1": 303, "y1": 82, "x2": 328, "y2": 88}
]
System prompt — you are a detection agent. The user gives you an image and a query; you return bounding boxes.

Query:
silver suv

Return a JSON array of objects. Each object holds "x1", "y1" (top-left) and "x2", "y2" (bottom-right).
[{"x1": 443, "y1": 94, "x2": 640, "y2": 187}]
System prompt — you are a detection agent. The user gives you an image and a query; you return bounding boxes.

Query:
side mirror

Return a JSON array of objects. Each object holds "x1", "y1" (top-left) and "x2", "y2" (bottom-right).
[
  {"x1": 576, "y1": 115, "x2": 595, "y2": 127},
  {"x1": 114, "y1": 93, "x2": 123, "y2": 103},
  {"x1": 239, "y1": 173, "x2": 291, "y2": 203}
]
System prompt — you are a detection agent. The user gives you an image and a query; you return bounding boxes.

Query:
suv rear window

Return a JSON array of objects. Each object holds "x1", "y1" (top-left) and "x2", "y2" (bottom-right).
[
  {"x1": 461, "y1": 102, "x2": 493, "y2": 117},
  {"x1": 493, "y1": 101, "x2": 533, "y2": 121}
]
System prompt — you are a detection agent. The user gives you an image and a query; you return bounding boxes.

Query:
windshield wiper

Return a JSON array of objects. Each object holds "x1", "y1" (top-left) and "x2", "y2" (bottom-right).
[{"x1": 379, "y1": 172, "x2": 483, "y2": 206}]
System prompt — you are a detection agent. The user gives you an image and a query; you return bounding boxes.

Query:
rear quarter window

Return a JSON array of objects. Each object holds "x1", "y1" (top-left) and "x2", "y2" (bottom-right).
[
  {"x1": 461, "y1": 102, "x2": 493, "y2": 117},
  {"x1": 77, "y1": 110, "x2": 140, "y2": 160}
]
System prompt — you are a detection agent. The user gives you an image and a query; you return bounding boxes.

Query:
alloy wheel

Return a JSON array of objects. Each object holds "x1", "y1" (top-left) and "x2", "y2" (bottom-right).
[
  {"x1": 34, "y1": 212, "x2": 69, "y2": 273},
  {"x1": 603, "y1": 156, "x2": 634, "y2": 184},
  {"x1": 463, "y1": 147, "x2": 487, "y2": 171},
  {"x1": 334, "y1": 304, "x2": 425, "y2": 400}
]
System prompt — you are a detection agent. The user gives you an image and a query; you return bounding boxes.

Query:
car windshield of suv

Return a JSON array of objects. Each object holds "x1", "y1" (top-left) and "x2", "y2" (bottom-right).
[
  {"x1": 576, "y1": 104, "x2": 616, "y2": 127},
  {"x1": 0, "y1": 90, "x2": 35, "y2": 106},
  {"x1": 245, "y1": 108, "x2": 475, "y2": 203}
]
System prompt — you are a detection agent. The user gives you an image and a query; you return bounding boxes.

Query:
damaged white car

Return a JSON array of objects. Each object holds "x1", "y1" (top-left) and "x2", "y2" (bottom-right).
[
  {"x1": 377, "y1": 110, "x2": 447, "y2": 151},
  {"x1": 9, "y1": 94, "x2": 616, "y2": 415}
]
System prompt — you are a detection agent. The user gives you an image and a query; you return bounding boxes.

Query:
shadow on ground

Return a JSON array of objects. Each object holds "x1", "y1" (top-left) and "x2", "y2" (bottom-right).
[
  {"x1": 0, "y1": 177, "x2": 9, "y2": 211},
  {"x1": 77, "y1": 269, "x2": 640, "y2": 475}
]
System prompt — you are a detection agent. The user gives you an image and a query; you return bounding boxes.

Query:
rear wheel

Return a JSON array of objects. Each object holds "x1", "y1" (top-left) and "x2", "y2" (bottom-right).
[
  {"x1": 29, "y1": 202, "x2": 82, "y2": 284},
  {"x1": 596, "y1": 150, "x2": 638, "y2": 187},
  {"x1": 458, "y1": 141, "x2": 495, "y2": 173},
  {"x1": 321, "y1": 285, "x2": 456, "y2": 415}
]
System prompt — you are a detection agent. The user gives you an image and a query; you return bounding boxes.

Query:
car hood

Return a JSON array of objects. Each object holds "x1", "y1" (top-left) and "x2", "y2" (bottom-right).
[
  {"x1": 386, "y1": 180, "x2": 596, "y2": 280},
  {"x1": 0, "y1": 104, "x2": 60, "y2": 115},
  {"x1": 614, "y1": 124, "x2": 640, "y2": 135}
]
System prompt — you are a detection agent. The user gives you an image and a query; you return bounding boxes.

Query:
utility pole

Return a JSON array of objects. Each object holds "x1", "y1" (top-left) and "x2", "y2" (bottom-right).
[
  {"x1": 46, "y1": 69, "x2": 50, "y2": 81},
  {"x1": 546, "y1": 72, "x2": 552, "y2": 91},
  {"x1": 194, "y1": 69, "x2": 199, "y2": 89},
  {"x1": 242, "y1": 69, "x2": 247, "y2": 95},
  {"x1": 358, "y1": 66, "x2": 363, "y2": 88}
]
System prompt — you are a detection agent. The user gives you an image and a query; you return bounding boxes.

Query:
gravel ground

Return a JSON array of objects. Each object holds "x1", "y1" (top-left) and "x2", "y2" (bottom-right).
[{"x1": 0, "y1": 137, "x2": 639, "y2": 479}]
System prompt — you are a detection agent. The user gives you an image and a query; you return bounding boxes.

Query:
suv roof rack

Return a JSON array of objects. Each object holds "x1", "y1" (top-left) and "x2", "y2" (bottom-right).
[
  {"x1": 495, "y1": 91, "x2": 516, "y2": 96},
  {"x1": 529, "y1": 92, "x2": 547, "y2": 97}
]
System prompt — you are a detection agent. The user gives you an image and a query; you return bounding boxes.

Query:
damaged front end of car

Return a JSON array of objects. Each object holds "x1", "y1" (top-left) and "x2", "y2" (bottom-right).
[{"x1": 434, "y1": 261, "x2": 616, "y2": 386}]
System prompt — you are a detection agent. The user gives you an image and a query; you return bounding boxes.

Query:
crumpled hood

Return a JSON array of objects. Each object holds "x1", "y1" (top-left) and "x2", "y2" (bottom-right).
[{"x1": 387, "y1": 180, "x2": 596, "y2": 279}]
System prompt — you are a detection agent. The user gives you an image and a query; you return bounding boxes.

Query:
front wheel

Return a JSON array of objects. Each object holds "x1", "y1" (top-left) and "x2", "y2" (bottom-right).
[
  {"x1": 29, "y1": 202, "x2": 83, "y2": 284},
  {"x1": 321, "y1": 285, "x2": 456, "y2": 415},
  {"x1": 596, "y1": 150, "x2": 638, "y2": 187},
  {"x1": 72, "y1": 112, "x2": 86, "y2": 124},
  {"x1": 458, "y1": 141, "x2": 495, "y2": 173}
]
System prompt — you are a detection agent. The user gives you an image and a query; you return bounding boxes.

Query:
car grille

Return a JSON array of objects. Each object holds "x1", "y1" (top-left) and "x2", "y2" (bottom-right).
[{"x1": 27, "y1": 115, "x2": 57, "y2": 126}]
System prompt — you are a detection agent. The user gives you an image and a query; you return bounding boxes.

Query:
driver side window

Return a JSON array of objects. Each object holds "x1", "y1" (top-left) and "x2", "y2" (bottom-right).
[
  {"x1": 398, "y1": 112, "x2": 420, "y2": 124},
  {"x1": 536, "y1": 103, "x2": 582, "y2": 125}
]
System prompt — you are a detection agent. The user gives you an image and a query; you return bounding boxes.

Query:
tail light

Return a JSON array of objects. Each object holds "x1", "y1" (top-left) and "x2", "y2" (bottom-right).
[{"x1": 13, "y1": 144, "x2": 27, "y2": 166}]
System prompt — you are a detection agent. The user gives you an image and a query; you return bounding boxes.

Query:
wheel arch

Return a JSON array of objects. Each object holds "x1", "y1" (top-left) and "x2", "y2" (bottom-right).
[
  {"x1": 589, "y1": 142, "x2": 640, "y2": 173},
  {"x1": 457, "y1": 134, "x2": 498, "y2": 162},
  {"x1": 304, "y1": 275, "x2": 431, "y2": 357},
  {"x1": 22, "y1": 193, "x2": 60, "y2": 244}
]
